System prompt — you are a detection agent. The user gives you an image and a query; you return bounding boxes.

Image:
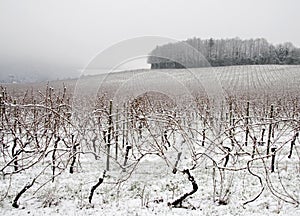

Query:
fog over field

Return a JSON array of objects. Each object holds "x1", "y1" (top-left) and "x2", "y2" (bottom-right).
[{"x1": 1, "y1": 0, "x2": 300, "y2": 82}]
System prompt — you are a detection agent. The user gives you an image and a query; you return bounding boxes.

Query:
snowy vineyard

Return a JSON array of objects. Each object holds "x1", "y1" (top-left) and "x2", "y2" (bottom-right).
[{"x1": 0, "y1": 66, "x2": 300, "y2": 215}]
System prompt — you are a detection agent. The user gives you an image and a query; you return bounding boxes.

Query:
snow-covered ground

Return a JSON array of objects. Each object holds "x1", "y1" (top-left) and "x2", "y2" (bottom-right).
[
  {"x1": 1, "y1": 65, "x2": 300, "y2": 215},
  {"x1": 1, "y1": 132, "x2": 299, "y2": 216}
]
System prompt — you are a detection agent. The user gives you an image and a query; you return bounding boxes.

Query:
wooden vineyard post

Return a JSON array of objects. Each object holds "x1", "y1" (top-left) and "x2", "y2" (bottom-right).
[
  {"x1": 288, "y1": 132, "x2": 299, "y2": 158},
  {"x1": 202, "y1": 129, "x2": 206, "y2": 146},
  {"x1": 229, "y1": 100, "x2": 233, "y2": 126},
  {"x1": 33, "y1": 99, "x2": 37, "y2": 135},
  {"x1": 271, "y1": 146, "x2": 277, "y2": 172},
  {"x1": 103, "y1": 130, "x2": 107, "y2": 143},
  {"x1": 245, "y1": 101, "x2": 250, "y2": 146},
  {"x1": 122, "y1": 103, "x2": 126, "y2": 149},
  {"x1": 229, "y1": 100, "x2": 234, "y2": 146},
  {"x1": 202, "y1": 107, "x2": 209, "y2": 146},
  {"x1": 13, "y1": 99, "x2": 17, "y2": 132},
  {"x1": 123, "y1": 145, "x2": 132, "y2": 172},
  {"x1": 259, "y1": 127, "x2": 266, "y2": 146},
  {"x1": 219, "y1": 101, "x2": 223, "y2": 133},
  {"x1": 106, "y1": 100, "x2": 113, "y2": 171},
  {"x1": 0, "y1": 90, "x2": 3, "y2": 126},
  {"x1": 126, "y1": 103, "x2": 129, "y2": 147},
  {"x1": 195, "y1": 111, "x2": 198, "y2": 135},
  {"x1": 267, "y1": 105, "x2": 274, "y2": 156},
  {"x1": 69, "y1": 134, "x2": 79, "y2": 174},
  {"x1": 115, "y1": 107, "x2": 119, "y2": 160},
  {"x1": 252, "y1": 137, "x2": 257, "y2": 158}
]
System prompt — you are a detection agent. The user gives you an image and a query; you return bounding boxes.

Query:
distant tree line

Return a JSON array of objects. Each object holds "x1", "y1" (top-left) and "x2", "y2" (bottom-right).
[{"x1": 147, "y1": 37, "x2": 300, "y2": 69}]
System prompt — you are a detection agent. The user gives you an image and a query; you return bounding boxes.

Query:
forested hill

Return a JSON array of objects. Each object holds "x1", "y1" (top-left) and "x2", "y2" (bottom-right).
[{"x1": 147, "y1": 38, "x2": 300, "y2": 69}]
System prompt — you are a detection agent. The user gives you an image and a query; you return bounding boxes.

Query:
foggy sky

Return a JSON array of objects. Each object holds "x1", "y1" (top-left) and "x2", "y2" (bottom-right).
[{"x1": 0, "y1": 0, "x2": 299, "y2": 82}]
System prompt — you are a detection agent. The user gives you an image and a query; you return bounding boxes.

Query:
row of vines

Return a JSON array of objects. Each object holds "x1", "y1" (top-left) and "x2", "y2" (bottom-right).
[{"x1": 0, "y1": 76, "x2": 299, "y2": 210}]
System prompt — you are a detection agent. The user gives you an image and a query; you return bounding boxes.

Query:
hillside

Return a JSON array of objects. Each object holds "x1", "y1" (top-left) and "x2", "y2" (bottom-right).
[
  {"x1": 0, "y1": 64, "x2": 300, "y2": 215},
  {"x1": 5, "y1": 65, "x2": 299, "y2": 101}
]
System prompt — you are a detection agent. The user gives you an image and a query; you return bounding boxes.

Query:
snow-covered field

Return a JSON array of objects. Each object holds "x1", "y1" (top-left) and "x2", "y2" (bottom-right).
[
  {"x1": 1, "y1": 65, "x2": 300, "y2": 215},
  {"x1": 1, "y1": 142, "x2": 299, "y2": 216}
]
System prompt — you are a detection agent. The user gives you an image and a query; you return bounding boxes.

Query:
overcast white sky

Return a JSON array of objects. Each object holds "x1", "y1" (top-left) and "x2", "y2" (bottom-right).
[{"x1": 0, "y1": 0, "x2": 299, "y2": 80}]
